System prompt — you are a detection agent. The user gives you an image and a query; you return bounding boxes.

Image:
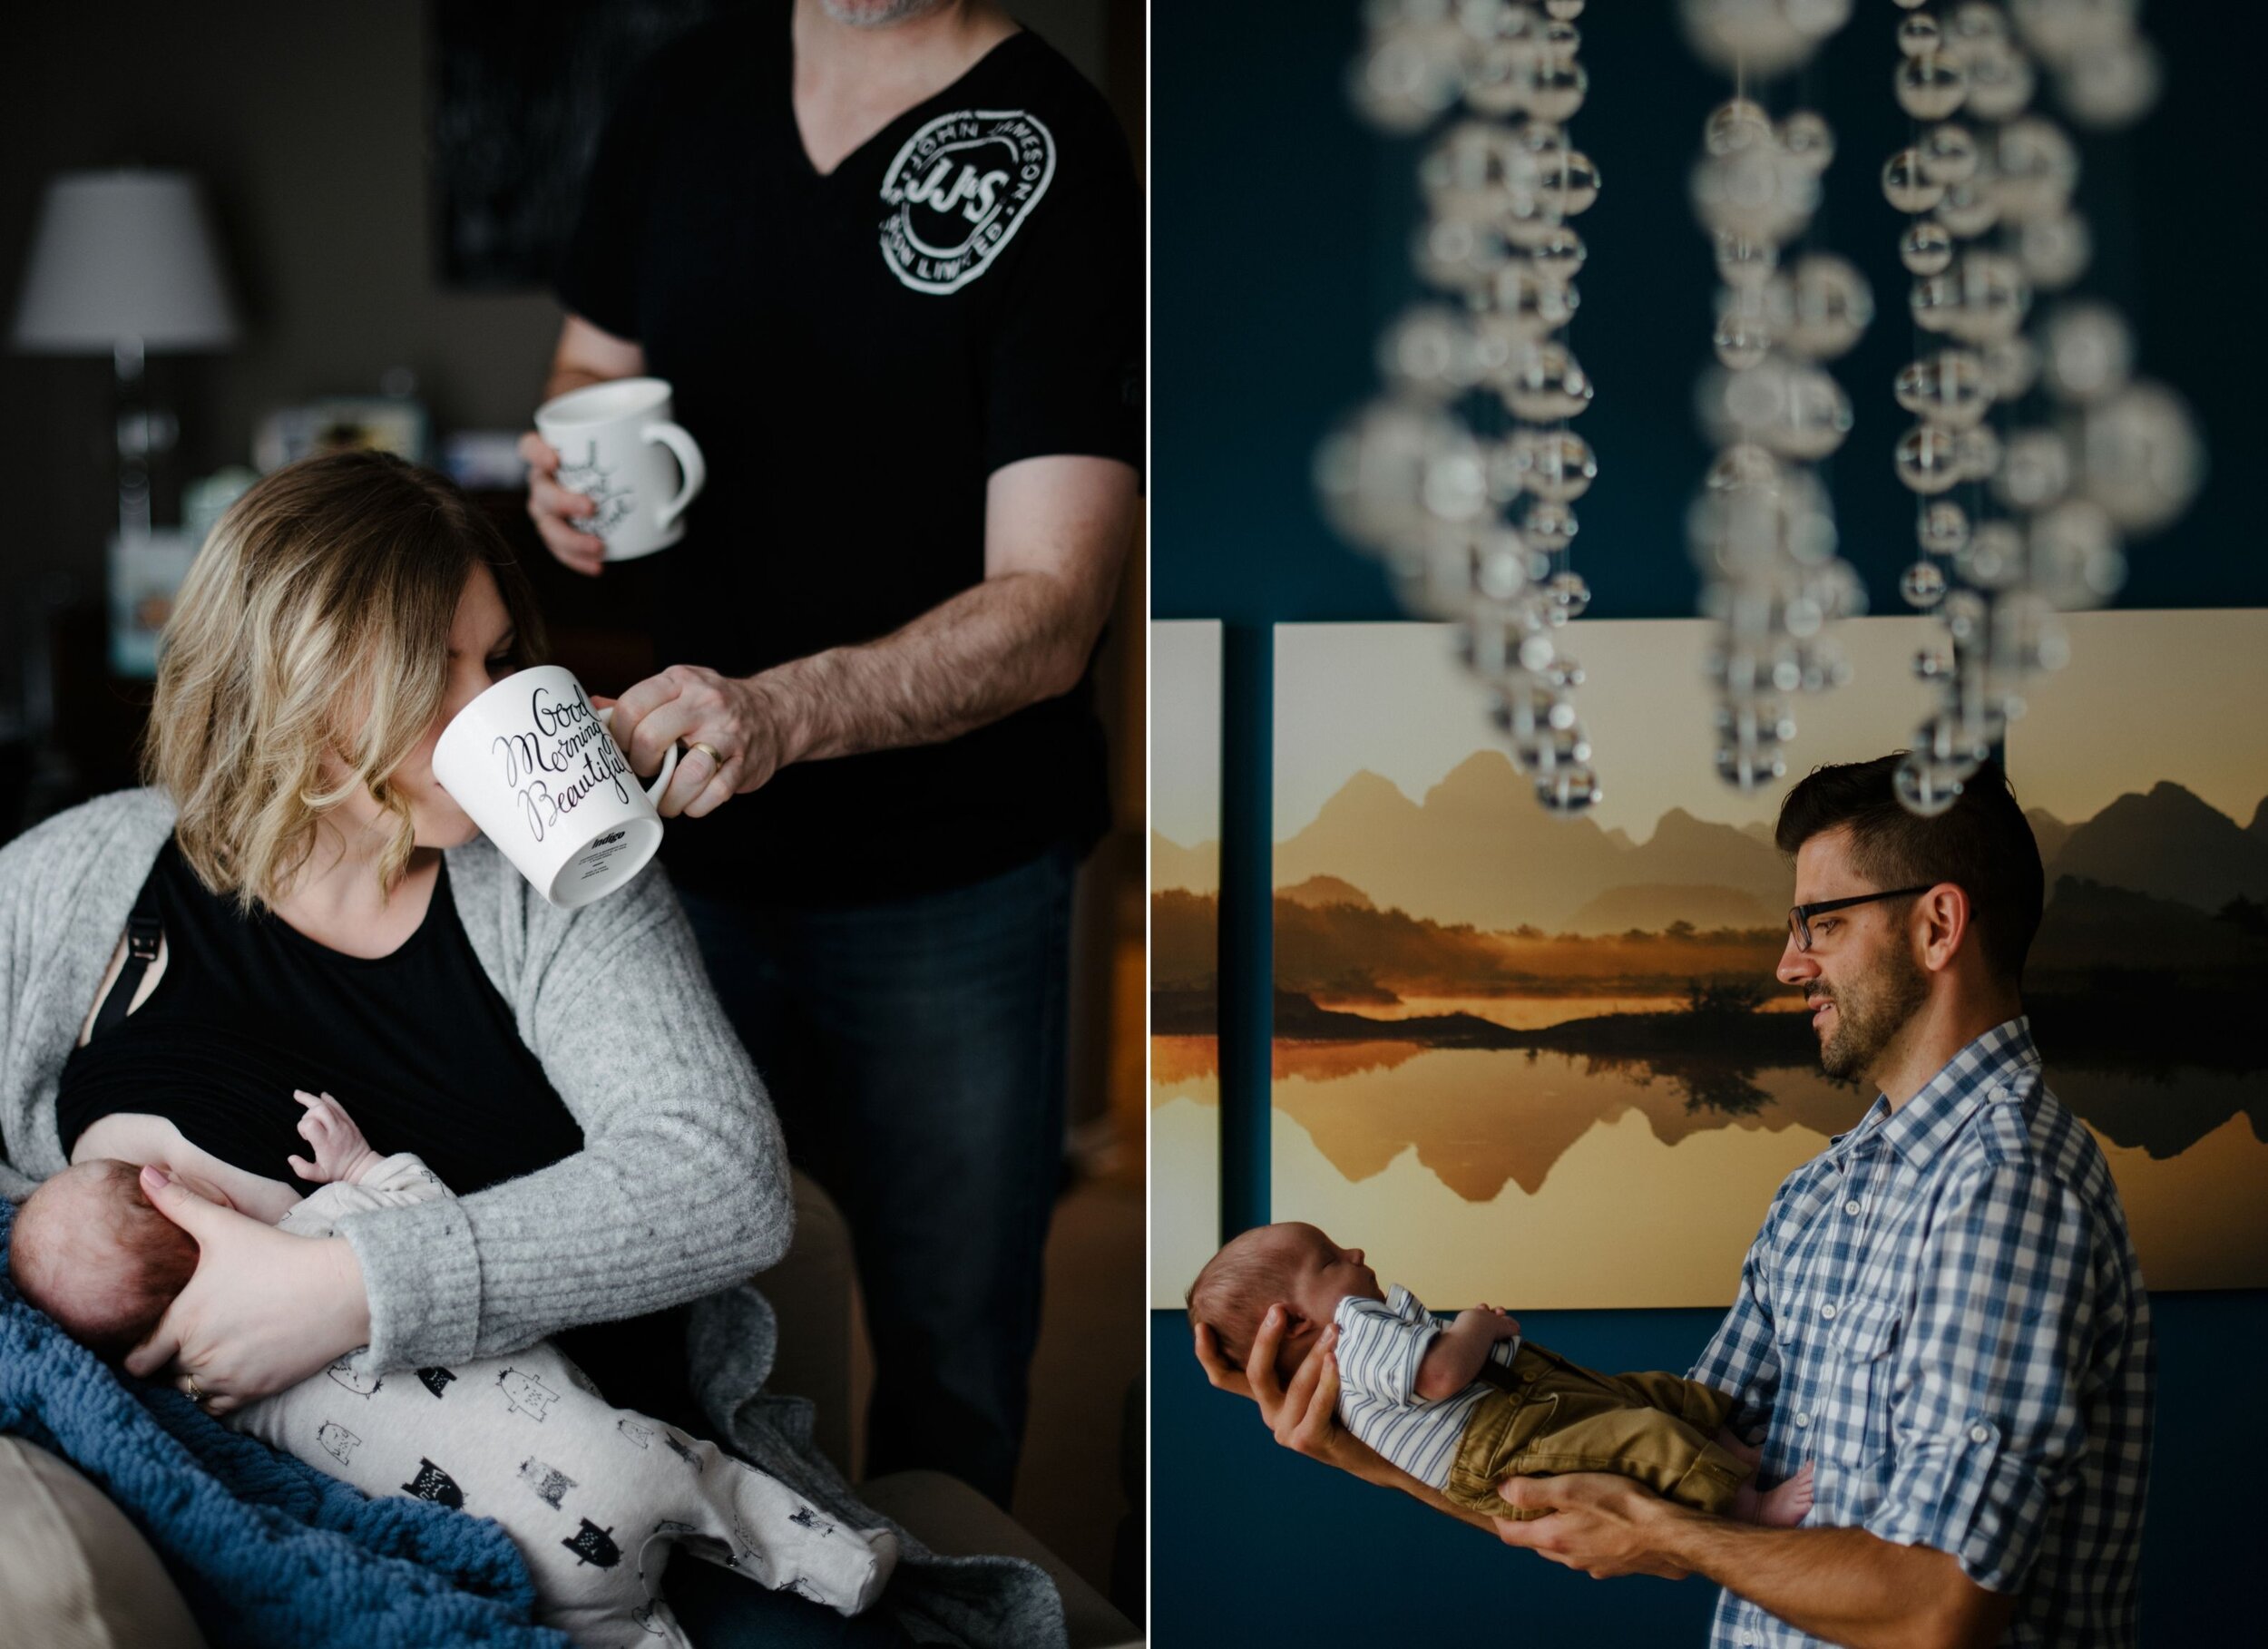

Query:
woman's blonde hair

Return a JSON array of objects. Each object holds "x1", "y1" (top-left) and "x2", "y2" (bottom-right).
[{"x1": 143, "y1": 450, "x2": 547, "y2": 911}]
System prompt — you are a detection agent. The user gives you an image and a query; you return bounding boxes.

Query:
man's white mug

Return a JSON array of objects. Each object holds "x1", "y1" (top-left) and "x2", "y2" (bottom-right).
[
  {"x1": 433, "y1": 664, "x2": 679, "y2": 908},
  {"x1": 533, "y1": 377, "x2": 707, "y2": 561}
]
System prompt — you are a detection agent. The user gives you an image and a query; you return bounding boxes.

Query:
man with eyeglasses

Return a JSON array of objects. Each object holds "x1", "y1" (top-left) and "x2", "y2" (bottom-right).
[{"x1": 1489, "y1": 754, "x2": 2152, "y2": 1647}]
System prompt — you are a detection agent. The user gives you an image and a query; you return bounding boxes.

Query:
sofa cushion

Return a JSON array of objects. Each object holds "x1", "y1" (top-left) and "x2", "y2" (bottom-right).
[
  {"x1": 858, "y1": 1468, "x2": 1140, "y2": 1649},
  {"x1": 0, "y1": 1433, "x2": 206, "y2": 1649}
]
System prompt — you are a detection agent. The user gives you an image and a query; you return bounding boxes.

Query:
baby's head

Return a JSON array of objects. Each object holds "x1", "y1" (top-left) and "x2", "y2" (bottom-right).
[
  {"x1": 1187, "y1": 1222, "x2": 1382, "y2": 1382},
  {"x1": 8, "y1": 1161, "x2": 198, "y2": 1361}
]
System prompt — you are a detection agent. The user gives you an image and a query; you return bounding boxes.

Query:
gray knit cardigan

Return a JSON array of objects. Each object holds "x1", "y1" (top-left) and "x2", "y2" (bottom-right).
[
  {"x1": 0, "y1": 787, "x2": 792, "y2": 1369},
  {"x1": 0, "y1": 789, "x2": 1069, "y2": 1646}
]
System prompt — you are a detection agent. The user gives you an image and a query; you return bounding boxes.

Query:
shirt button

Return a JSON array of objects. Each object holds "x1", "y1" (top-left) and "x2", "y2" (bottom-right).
[
  {"x1": 1844, "y1": 1198, "x2": 1862, "y2": 1215},
  {"x1": 1970, "y1": 1424, "x2": 1991, "y2": 1443},
  {"x1": 1795, "y1": 1411, "x2": 1812, "y2": 1429},
  {"x1": 1820, "y1": 1302, "x2": 1838, "y2": 1321}
]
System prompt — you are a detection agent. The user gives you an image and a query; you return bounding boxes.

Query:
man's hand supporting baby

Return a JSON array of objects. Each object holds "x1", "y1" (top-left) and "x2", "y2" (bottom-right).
[
  {"x1": 1193, "y1": 1307, "x2": 1504, "y2": 1537},
  {"x1": 1491, "y1": 1474, "x2": 2014, "y2": 1649},
  {"x1": 1413, "y1": 1304, "x2": 1520, "y2": 1402}
]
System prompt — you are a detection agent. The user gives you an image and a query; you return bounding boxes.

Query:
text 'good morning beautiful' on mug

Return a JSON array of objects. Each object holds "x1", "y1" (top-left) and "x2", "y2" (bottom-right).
[
  {"x1": 533, "y1": 376, "x2": 707, "y2": 561},
  {"x1": 433, "y1": 664, "x2": 680, "y2": 908}
]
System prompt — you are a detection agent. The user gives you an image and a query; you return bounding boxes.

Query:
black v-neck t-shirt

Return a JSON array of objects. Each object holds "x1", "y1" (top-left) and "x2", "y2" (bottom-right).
[
  {"x1": 55, "y1": 838, "x2": 583, "y2": 1196},
  {"x1": 554, "y1": 5, "x2": 1141, "y2": 909}
]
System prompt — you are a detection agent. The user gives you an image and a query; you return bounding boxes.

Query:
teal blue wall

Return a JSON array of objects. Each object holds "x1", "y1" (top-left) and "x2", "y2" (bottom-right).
[{"x1": 1151, "y1": 4, "x2": 2266, "y2": 1642}]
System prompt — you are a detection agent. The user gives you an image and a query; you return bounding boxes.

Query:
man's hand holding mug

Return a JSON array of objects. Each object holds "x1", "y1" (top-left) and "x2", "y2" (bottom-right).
[
  {"x1": 598, "y1": 669, "x2": 793, "y2": 822},
  {"x1": 520, "y1": 428, "x2": 607, "y2": 576},
  {"x1": 517, "y1": 376, "x2": 776, "y2": 820},
  {"x1": 523, "y1": 377, "x2": 706, "y2": 576}
]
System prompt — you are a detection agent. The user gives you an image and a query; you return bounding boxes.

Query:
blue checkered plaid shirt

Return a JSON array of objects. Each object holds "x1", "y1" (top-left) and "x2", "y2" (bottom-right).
[{"x1": 1689, "y1": 1019, "x2": 2153, "y2": 1647}]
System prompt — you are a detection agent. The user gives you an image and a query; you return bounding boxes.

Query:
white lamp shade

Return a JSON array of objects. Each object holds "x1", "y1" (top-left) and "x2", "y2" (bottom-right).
[{"x1": 12, "y1": 170, "x2": 240, "y2": 354}]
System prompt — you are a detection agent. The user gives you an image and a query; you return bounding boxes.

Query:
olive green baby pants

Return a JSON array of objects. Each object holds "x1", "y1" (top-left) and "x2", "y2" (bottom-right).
[{"x1": 1443, "y1": 1342, "x2": 1749, "y2": 1520}]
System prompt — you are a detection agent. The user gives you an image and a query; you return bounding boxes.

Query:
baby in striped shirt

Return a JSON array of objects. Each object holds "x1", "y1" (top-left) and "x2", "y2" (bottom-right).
[{"x1": 1189, "y1": 1222, "x2": 1813, "y2": 1526}]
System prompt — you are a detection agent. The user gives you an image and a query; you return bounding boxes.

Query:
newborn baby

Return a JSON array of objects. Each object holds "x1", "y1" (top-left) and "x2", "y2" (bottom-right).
[
  {"x1": 1189, "y1": 1222, "x2": 1813, "y2": 1527},
  {"x1": 12, "y1": 1090, "x2": 896, "y2": 1648}
]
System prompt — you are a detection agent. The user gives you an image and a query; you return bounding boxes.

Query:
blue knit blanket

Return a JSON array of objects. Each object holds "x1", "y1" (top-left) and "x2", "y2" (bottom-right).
[{"x1": 0, "y1": 1198, "x2": 566, "y2": 1648}]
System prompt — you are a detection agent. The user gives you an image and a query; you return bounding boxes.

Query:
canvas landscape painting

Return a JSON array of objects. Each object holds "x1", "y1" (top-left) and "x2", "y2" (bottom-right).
[
  {"x1": 1150, "y1": 620, "x2": 1223, "y2": 1306},
  {"x1": 1255, "y1": 618, "x2": 2268, "y2": 1308},
  {"x1": 1997, "y1": 608, "x2": 2268, "y2": 1292}
]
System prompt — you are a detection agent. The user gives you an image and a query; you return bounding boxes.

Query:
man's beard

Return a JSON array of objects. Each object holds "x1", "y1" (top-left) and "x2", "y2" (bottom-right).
[{"x1": 1813, "y1": 942, "x2": 1930, "y2": 1081}]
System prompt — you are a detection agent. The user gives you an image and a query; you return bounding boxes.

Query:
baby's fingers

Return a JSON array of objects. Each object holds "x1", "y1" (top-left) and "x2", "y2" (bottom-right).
[
  {"x1": 288, "y1": 1154, "x2": 319, "y2": 1180},
  {"x1": 294, "y1": 1088, "x2": 348, "y2": 1131}
]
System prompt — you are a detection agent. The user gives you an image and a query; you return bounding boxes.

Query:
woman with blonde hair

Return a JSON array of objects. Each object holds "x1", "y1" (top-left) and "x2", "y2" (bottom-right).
[{"x1": 0, "y1": 452, "x2": 935, "y2": 1644}]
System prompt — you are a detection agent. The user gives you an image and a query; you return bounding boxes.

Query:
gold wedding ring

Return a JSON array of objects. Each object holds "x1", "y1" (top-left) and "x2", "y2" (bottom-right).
[
  {"x1": 688, "y1": 742, "x2": 724, "y2": 766},
  {"x1": 183, "y1": 1374, "x2": 204, "y2": 1405}
]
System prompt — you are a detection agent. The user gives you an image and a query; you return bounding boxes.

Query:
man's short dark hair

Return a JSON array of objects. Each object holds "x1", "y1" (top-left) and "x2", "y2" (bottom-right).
[{"x1": 1775, "y1": 755, "x2": 2044, "y2": 985}]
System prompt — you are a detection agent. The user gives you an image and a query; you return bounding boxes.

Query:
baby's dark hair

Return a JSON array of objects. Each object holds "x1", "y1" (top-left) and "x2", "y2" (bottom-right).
[
  {"x1": 1187, "y1": 1225, "x2": 1305, "y2": 1379},
  {"x1": 9, "y1": 1160, "x2": 199, "y2": 1361}
]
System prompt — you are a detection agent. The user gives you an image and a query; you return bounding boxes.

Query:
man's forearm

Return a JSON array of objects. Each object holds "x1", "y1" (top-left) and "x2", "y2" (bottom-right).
[
  {"x1": 1657, "y1": 1513, "x2": 2005, "y2": 1649},
  {"x1": 757, "y1": 568, "x2": 1100, "y2": 766},
  {"x1": 1329, "y1": 1431, "x2": 1501, "y2": 1536}
]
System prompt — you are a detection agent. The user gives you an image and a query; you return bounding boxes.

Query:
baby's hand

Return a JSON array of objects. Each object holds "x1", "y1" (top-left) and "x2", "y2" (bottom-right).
[
  {"x1": 287, "y1": 1090, "x2": 383, "y2": 1186},
  {"x1": 1454, "y1": 1304, "x2": 1522, "y2": 1341}
]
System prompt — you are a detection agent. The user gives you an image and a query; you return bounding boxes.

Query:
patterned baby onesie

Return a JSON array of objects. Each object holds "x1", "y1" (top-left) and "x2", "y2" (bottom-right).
[{"x1": 230, "y1": 1154, "x2": 896, "y2": 1647}]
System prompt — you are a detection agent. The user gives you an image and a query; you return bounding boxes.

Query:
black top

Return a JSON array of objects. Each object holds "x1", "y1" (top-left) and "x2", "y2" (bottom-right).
[
  {"x1": 554, "y1": 4, "x2": 1142, "y2": 907},
  {"x1": 56, "y1": 838, "x2": 583, "y2": 1194},
  {"x1": 53, "y1": 837, "x2": 691, "y2": 1418}
]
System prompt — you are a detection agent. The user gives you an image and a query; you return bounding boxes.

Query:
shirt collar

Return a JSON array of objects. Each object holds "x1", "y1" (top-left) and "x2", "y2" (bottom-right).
[
  {"x1": 1860, "y1": 1015, "x2": 2041, "y2": 1167},
  {"x1": 1384, "y1": 1283, "x2": 1427, "y2": 1324}
]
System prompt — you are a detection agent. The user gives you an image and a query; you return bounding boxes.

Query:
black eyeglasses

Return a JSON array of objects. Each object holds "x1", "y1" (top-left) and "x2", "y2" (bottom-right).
[{"x1": 1787, "y1": 887, "x2": 1934, "y2": 951}]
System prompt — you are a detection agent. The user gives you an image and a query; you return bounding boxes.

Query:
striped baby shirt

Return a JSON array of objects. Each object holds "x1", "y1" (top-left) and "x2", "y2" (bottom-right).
[{"x1": 1334, "y1": 1284, "x2": 1522, "y2": 1489}]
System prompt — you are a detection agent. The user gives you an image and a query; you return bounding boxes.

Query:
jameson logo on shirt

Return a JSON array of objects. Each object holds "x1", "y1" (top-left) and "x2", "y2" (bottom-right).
[
  {"x1": 489, "y1": 686, "x2": 636, "y2": 844},
  {"x1": 878, "y1": 109, "x2": 1055, "y2": 295}
]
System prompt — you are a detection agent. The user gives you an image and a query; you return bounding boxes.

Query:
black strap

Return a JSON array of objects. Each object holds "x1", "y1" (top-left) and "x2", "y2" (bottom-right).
[{"x1": 90, "y1": 877, "x2": 163, "y2": 1042}]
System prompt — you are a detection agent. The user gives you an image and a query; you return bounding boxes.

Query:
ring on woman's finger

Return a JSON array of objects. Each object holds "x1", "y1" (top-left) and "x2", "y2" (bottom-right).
[
  {"x1": 687, "y1": 741, "x2": 724, "y2": 766},
  {"x1": 181, "y1": 1374, "x2": 205, "y2": 1406}
]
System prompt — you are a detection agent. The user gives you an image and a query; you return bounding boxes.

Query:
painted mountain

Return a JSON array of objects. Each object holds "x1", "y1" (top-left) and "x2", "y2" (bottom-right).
[
  {"x1": 1273, "y1": 752, "x2": 1791, "y2": 935},
  {"x1": 1151, "y1": 831, "x2": 1219, "y2": 896},
  {"x1": 2044, "y1": 781, "x2": 2268, "y2": 912},
  {"x1": 1259, "y1": 766, "x2": 2268, "y2": 1028},
  {"x1": 1272, "y1": 757, "x2": 2268, "y2": 942}
]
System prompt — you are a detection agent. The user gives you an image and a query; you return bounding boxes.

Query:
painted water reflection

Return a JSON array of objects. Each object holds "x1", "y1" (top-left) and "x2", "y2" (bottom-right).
[
  {"x1": 1311, "y1": 993, "x2": 1812, "y2": 1031},
  {"x1": 1151, "y1": 1036, "x2": 1219, "y2": 1306},
  {"x1": 1271, "y1": 1042, "x2": 2268, "y2": 1306}
]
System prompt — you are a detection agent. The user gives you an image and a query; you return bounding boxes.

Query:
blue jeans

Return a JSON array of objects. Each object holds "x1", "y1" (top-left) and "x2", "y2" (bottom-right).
[{"x1": 679, "y1": 842, "x2": 1076, "y2": 1509}]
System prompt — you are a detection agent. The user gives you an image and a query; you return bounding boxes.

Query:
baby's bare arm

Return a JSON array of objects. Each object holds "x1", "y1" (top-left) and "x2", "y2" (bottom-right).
[
  {"x1": 1413, "y1": 1304, "x2": 1522, "y2": 1402},
  {"x1": 287, "y1": 1091, "x2": 384, "y2": 1186}
]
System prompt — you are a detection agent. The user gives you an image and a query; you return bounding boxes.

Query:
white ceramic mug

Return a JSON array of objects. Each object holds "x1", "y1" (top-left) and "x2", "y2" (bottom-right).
[
  {"x1": 432, "y1": 664, "x2": 680, "y2": 908},
  {"x1": 533, "y1": 377, "x2": 707, "y2": 561}
]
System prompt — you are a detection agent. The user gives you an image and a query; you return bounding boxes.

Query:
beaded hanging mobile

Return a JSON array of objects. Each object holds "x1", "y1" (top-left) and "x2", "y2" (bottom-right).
[
  {"x1": 1316, "y1": 0, "x2": 1606, "y2": 815},
  {"x1": 1679, "y1": 0, "x2": 1875, "y2": 795},
  {"x1": 1319, "y1": 0, "x2": 2200, "y2": 818},
  {"x1": 1881, "y1": 0, "x2": 2201, "y2": 813}
]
